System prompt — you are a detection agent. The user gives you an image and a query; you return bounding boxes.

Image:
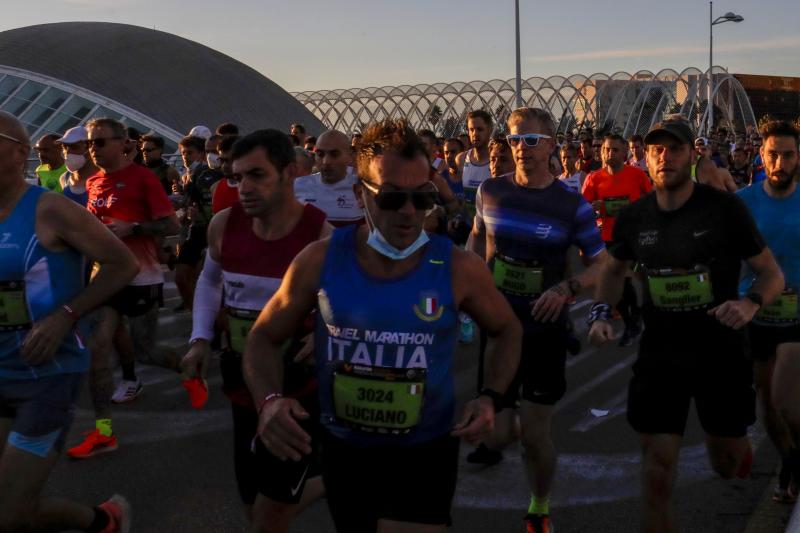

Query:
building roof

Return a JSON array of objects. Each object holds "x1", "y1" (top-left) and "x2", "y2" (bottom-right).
[{"x1": 0, "y1": 22, "x2": 323, "y2": 136}]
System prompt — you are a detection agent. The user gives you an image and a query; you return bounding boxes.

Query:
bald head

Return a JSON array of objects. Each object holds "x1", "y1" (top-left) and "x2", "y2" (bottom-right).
[
  {"x1": 315, "y1": 129, "x2": 352, "y2": 183},
  {"x1": 35, "y1": 133, "x2": 64, "y2": 168},
  {"x1": 0, "y1": 111, "x2": 31, "y2": 184},
  {"x1": 0, "y1": 111, "x2": 29, "y2": 146}
]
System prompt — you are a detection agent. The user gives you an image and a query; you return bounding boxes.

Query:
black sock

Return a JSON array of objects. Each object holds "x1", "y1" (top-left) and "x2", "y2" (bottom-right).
[
  {"x1": 85, "y1": 507, "x2": 110, "y2": 533},
  {"x1": 121, "y1": 362, "x2": 137, "y2": 381}
]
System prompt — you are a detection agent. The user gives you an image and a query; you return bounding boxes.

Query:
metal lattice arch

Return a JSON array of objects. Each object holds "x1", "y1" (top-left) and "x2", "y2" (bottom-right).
[{"x1": 293, "y1": 67, "x2": 756, "y2": 138}]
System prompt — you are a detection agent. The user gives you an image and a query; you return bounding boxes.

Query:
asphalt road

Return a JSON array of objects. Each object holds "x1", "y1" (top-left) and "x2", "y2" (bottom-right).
[{"x1": 46, "y1": 278, "x2": 795, "y2": 532}]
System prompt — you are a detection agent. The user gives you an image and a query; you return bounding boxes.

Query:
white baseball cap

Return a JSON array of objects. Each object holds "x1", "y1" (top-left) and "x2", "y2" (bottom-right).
[
  {"x1": 56, "y1": 126, "x2": 88, "y2": 145},
  {"x1": 188, "y1": 125, "x2": 212, "y2": 140}
]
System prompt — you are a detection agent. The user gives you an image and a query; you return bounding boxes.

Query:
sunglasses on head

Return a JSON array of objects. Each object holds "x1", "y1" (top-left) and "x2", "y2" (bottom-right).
[
  {"x1": 506, "y1": 133, "x2": 552, "y2": 148},
  {"x1": 87, "y1": 136, "x2": 122, "y2": 148},
  {"x1": 360, "y1": 180, "x2": 438, "y2": 211}
]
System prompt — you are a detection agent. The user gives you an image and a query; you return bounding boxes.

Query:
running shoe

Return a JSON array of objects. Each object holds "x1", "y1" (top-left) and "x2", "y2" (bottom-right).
[
  {"x1": 466, "y1": 444, "x2": 503, "y2": 466},
  {"x1": 773, "y1": 460, "x2": 798, "y2": 504},
  {"x1": 525, "y1": 513, "x2": 554, "y2": 533},
  {"x1": 111, "y1": 379, "x2": 143, "y2": 403},
  {"x1": 67, "y1": 430, "x2": 119, "y2": 459},
  {"x1": 98, "y1": 494, "x2": 132, "y2": 533}
]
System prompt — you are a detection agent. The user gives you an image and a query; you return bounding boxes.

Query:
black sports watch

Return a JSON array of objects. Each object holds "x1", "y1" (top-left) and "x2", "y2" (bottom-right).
[
  {"x1": 745, "y1": 291, "x2": 763, "y2": 308},
  {"x1": 477, "y1": 388, "x2": 505, "y2": 413}
]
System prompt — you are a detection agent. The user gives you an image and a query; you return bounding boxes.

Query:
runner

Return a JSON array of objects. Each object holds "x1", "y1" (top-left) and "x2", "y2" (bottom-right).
[
  {"x1": 175, "y1": 135, "x2": 223, "y2": 311},
  {"x1": 456, "y1": 110, "x2": 493, "y2": 222},
  {"x1": 729, "y1": 147, "x2": 753, "y2": 189},
  {"x1": 455, "y1": 111, "x2": 494, "y2": 343},
  {"x1": 737, "y1": 120, "x2": 800, "y2": 503},
  {"x1": 181, "y1": 129, "x2": 332, "y2": 533},
  {"x1": 582, "y1": 134, "x2": 652, "y2": 345},
  {"x1": 627, "y1": 134, "x2": 649, "y2": 175},
  {"x1": 294, "y1": 130, "x2": 364, "y2": 227},
  {"x1": 56, "y1": 126, "x2": 96, "y2": 207},
  {"x1": 140, "y1": 135, "x2": 181, "y2": 196},
  {"x1": 0, "y1": 111, "x2": 138, "y2": 533},
  {"x1": 469, "y1": 108, "x2": 607, "y2": 533},
  {"x1": 33, "y1": 134, "x2": 66, "y2": 192},
  {"x1": 243, "y1": 120, "x2": 522, "y2": 533},
  {"x1": 488, "y1": 136, "x2": 516, "y2": 179},
  {"x1": 67, "y1": 118, "x2": 179, "y2": 457},
  {"x1": 210, "y1": 135, "x2": 241, "y2": 214},
  {"x1": 693, "y1": 137, "x2": 738, "y2": 192},
  {"x1": 556, "y1": 143, "x2": 585, "y2": 193},
  {"x1": 588, "y1": 117, "x2": 784, "y2": 533}
]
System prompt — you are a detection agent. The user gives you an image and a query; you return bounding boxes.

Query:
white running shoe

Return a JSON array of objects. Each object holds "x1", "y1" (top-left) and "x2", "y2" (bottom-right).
[{"x1": 111, "y1": 379, "x2": 143, "y2": 403}]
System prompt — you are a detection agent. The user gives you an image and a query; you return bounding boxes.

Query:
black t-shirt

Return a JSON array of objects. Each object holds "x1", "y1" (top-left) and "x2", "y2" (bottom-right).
[{"x1": 609, "y1": 184, "x2": 764, "y2": 356}]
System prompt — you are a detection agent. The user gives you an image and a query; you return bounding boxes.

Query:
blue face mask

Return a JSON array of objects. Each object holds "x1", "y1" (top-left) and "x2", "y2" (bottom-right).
[{"x1": 362, "y1": 195, "x2": 429, "y2": 261}]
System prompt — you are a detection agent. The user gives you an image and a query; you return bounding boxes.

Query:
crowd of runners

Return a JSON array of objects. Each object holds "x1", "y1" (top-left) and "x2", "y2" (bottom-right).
[{"x1": 0, "y1": 104, "x2": 799, "y2": 533}]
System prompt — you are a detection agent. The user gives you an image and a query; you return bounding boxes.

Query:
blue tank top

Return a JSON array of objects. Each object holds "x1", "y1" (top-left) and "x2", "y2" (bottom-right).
[
  {"x1": 62, "y1": 183, "x2": 89, "y2": 207},
  {"x1": 0, "y1": 186, "x2": 89, "y2": 379},
  {"x1": 315, "y1": 225, "x2": 458, "y2": 446}
]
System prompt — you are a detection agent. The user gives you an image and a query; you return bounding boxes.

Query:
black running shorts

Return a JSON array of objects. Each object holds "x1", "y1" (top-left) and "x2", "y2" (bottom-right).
[
  {"x1": 747, "y1": 322, "x2": 800, "y2": 362},
  {"x1": 321, "y1": 431, "x2": 459, "y2": 532}
]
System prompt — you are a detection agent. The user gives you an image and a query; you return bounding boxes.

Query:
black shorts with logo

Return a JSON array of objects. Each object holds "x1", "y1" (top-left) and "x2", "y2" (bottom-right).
[
  {"x1": 514, "y1": 317, "x2": 568, "y2": 406},
  {"x1": 628, "y1": 331, "x2": 755, "y2": 437},
  {"x1": 747, "y1": 322, "x2": 800, "y2": 362},
  {"x1": 321, "y1": 431, "x2": 459, "y2": 532},
  {"x1": 231, "y1": 398, "x2": 321, "y2": 506},
  {"x1": 107, "y1": 284, "x2": 162, "y2": 317}
]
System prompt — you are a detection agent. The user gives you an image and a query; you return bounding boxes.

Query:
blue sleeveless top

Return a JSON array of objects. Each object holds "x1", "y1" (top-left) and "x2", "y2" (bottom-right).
[
  {"x1": 315, "y1": 225, "x2": 458, "y2": 446},
  {"x1": 62, "y1": 183, "x2": 89, "y2": 207},
  {"x1": 0, "y1": 186, "x2": 89, "y2": 379}
]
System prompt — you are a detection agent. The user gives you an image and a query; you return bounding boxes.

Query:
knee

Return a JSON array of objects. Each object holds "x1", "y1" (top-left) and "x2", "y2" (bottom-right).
[
  {"x1": 642, "y1": 451, "x2": 677, "y2": 499},
  {"x1": 520, "y1": 428, "x2": 552, "y2": 459}
]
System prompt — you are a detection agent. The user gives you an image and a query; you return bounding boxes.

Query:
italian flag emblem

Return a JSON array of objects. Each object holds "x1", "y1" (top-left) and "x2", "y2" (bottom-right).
[{"x1": 414, "y1": 292, "x2": 444, "y2": 322}]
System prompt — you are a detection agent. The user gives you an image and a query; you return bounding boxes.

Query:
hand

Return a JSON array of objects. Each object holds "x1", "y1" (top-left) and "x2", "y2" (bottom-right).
[
  {"x1": 451, "y1": 396, "x2": 495, "y2": 445},
  {"x1": 257, "y1": 397, "x2": 312, "y2": 461},
  {"x1": 103, "y1": 217, "x2": 135, "y2": 238},
  {"x1": 708, "y1": 299, "x2": 759, "y2": 329},
  {"x1": 588, "y1": 319, "x2": 616, "y2": 345},
  {"x1": 531, "y1": 283, "x2": 570, "y2": 322},
  {"x1": 293, "y1": 333, "x2": 315, "y2": 363},
  {"x1": 181, "y1": 340, "x2": 211, "y2": 380},
  {"x1": 21, "y1": 309, "x2": 75, "y2": 365}
]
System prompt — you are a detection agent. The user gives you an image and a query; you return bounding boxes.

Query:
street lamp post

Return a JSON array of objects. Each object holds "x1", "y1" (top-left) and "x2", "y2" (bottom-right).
[
  {"x1": 708, "y1": 1, "x2": 744, "y2": 135},
  {"x1": 515, "y1": 0, "x2": 523, "y2": 109}
]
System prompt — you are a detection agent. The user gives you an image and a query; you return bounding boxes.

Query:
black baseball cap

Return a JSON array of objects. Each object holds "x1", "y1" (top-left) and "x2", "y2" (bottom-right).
[{"x1": 644, "y1": 119, "x2": 694, "y2": 146}]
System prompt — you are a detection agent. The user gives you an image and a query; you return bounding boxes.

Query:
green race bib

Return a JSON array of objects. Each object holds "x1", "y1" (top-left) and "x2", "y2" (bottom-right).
[
  {"x1": 0, "y1": 281, "x2": 32, "y2": 331},
  {"x1": 756, "y1": 290, "x2": 799, "y2": 323},
  {"x1": 492, "y1": 255, "x2": 543, "y2": 297},
  {"x1": 227, "y1": 308, "x2": 259, "y2": 353},
  {"x1": 603, "y1": 196, "x2": 630, "y2": 217},
  {"x1": 333, "y1": 363, "x2": 426, "y2": 434},
  {"x1": 647, "y1": 268, "x2": 713, "y2": 310}
]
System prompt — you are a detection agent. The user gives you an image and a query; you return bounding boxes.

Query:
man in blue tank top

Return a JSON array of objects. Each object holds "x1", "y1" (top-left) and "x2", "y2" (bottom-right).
[
  {"x1": 0, "y1": 112, "x2": 139, "y2": 532},
  {"x1": 243, "y1": 120, "x2": 522, "y2": 533},
  {"x1": 469, "y1": 108, "x2": 607, "y2": 533},
  {"x1": 738, "y1": 120, "x2": 800, "y2": 503}
]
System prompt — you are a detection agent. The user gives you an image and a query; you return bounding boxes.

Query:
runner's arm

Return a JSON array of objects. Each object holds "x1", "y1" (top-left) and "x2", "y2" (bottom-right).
[
  {"x1": 181, "y1": 210, "x2": 229, "y2": 378},
  {"x1": 452, "y1": 249, "x2": 522, "y2": 443},
  {"x1": 466, "y1": 184, "x2": 488, "y2": 260},
  {"x1": 22, "y1": 193, "x2": 139, "y2": 364},
  {"x1": 243, "y1": 241, "x2": 328, "y2": 460}
]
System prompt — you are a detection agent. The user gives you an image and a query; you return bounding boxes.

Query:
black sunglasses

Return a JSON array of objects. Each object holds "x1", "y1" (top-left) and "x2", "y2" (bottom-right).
[
  {"x1": 361, "y1": 180, "x2": 438, "y2": 211},
  {"x1": 87, "y1": 136, "x2": 123, "y2": 148}
]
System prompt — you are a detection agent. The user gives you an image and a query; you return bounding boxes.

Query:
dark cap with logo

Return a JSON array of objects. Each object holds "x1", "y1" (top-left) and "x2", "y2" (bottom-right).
[{"x1": 644, "y1": 117, "x2": 694, "y2": 146}]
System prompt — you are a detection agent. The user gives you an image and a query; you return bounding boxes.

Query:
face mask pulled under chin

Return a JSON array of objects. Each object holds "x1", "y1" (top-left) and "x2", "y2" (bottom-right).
[
  {"x1": 64, "y1": 153, "x2": 86, "y2": 173},
  {"x1": 207, "y1": 153, "x2": 221, "y2": 169},
  {"x1": 362, "y1": 195, "x2": 429, "y2": 261}
]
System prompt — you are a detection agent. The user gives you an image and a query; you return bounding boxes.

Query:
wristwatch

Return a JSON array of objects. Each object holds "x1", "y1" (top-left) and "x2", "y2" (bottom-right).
[
  {"x1": 131, "y1": 222, "x2": 143, "y2": 236},
  {"x1": 477, "y1": 388, "x2": 505, "y2": 413},
  {"x1": 745, "y1": 291, "x2": 763, "y2": 308}
]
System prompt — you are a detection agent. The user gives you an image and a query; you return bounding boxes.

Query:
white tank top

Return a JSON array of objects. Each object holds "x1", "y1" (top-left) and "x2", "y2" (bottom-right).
[{"x1": 461, "y1": 150, "x2": 491, "y2": 207}]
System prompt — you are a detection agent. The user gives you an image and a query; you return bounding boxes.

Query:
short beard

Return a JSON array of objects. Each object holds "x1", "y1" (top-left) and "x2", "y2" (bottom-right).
[{"x1": 767, "y1": 173, "x2": 794, "y2": 191}]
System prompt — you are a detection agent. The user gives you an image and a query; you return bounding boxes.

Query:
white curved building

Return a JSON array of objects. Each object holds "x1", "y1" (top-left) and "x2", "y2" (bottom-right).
[{"x1": 293, "y1": 67, "x2": 756, "y2": 138}]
